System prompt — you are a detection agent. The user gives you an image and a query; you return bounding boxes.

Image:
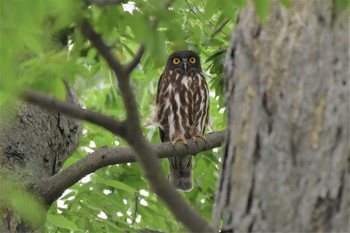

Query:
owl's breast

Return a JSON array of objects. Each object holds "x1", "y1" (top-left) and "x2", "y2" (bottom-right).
[{"x1": 179, "y1": 75, "x2": 193, "y2": 90}]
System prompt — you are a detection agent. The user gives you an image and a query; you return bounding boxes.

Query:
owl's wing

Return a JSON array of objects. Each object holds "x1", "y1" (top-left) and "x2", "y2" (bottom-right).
[
  {"x1": 156, "y1": 72, "x2": 165, "y2": 104},
  {"x1": 203, "y1": 80, "x2": 210, "y2": 135},
  {"x1": 156, "y1": 72, "x2": 168, "y2": 142}
]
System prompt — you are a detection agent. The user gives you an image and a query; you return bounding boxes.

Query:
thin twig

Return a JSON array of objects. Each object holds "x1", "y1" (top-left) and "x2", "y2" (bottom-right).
[
  {"x1": 124, "y1": 45, "x2": 145, "y2": 74},
  {"x1": 184, "y1": 0, "x2": 230, "y2": 38},
  {"x1": 210, "y1": 18, "x2": 230, "y2": 39},
  {"x1": 132, "y1": 194, "x2": 138, "y2": 225},
  {"x1": 184, "y1": 0, "x2": 211, "y2": 29}
]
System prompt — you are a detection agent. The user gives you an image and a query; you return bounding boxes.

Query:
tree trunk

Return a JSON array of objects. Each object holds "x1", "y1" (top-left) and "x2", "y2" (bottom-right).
[
  {"x1": 213, "y1": 1, "x2": 349, "y2": 232},
  {"x1": 0, "y1": 84, "x2": 81, "y2": 233}
]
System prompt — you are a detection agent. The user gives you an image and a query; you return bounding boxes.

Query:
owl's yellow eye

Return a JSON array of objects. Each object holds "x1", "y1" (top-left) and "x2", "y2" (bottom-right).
[
  {"x1": 173, "y1": 58, "x2": 181, "y2": 64},
  {"x1": 189, "y1": 57, "x2": 196, "y2": 64}
]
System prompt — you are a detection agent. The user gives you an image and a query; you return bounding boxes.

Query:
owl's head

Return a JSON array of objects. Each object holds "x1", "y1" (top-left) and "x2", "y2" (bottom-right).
[{"x1": 165, "y1": 50, "x2": 202, "y2": 72}]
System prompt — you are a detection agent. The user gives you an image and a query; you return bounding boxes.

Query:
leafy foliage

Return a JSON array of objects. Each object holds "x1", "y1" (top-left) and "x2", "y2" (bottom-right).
[
  {"x1": 0, "y1": 0, "x2": 282, "y2": 232},
  {"x1": 0, "y1": 179, "x2": 46, "y2": 228}
]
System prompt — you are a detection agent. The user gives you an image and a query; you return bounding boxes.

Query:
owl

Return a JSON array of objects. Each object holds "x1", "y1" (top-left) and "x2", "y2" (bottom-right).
[{"x1": 156, "y1": 50, "x2": 210, "y2": 191}]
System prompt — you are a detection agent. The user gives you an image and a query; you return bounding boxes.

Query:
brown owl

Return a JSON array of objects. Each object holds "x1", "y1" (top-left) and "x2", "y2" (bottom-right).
[{"x1": 156, "y1": 50, "x2": 209, "y2": 191}]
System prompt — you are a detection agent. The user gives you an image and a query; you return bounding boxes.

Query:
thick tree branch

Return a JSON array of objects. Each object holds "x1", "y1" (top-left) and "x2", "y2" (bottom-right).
[
  {"x1": 33, "y1": 131, "x2": 225, "y2": 205},
  {"x1": 22, "y1": 90, "x2": 127, "y2": 138}
]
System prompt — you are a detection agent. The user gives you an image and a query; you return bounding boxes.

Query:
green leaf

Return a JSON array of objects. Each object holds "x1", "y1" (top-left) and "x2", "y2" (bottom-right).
[
  {"x1": 0, "y1": 180, "x2": 47, "y2": 228},
  {"x1": 54, "y1": 79, "x2": 66, "y2": 100},
  {"x1": 46, "y1": 214, "x2": 80, "y2": 231},
  {"x1": 24, "y1": 35, "x2": 44, "y2": 54},
  {"x1": 340, "y1": 0, "x2": 350, "y2": 7},
  {"x1": 205, "y1": 0, "x2": 219, "y2": 18},
  {"x1": 237, "y1": 0, "x2": 248, "y2": 8},
  {"x1": 219, "y1": 1, "x2": 235, "y2": 19},
  {"x1": 254, "y1": 0, "x2": 270, "y2": 22},
  {"x1": 98, "y1": 179, "x2": 138, "y2": 193},
  {"x1": 279, "y1": 0, "x2": 291, "y2": 7},
  {"x1": 334, "y1": 0, "x2": 350, "y2": 15}
]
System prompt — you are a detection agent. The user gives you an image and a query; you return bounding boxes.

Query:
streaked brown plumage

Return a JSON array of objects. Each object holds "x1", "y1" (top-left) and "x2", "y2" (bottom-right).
[{"x1": 156, "y1": 50, "x2": 209, "y2": 191}]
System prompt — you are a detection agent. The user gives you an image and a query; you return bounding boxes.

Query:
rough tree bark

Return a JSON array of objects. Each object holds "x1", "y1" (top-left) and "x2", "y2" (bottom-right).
[
  {"x1": 213, "y1": 1, "x2": 349, "y2": 232},
  {"x1": 0, "y1": 84, "x2": 82, "y2": 233}
]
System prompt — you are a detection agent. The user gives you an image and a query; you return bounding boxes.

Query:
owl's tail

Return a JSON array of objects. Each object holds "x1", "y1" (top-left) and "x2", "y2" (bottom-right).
[{"x1": 169, "y1": 155, "x2": 193, "y2": 191}]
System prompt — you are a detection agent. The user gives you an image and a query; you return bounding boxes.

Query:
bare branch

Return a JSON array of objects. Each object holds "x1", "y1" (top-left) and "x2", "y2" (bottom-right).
[
  {"x1": 22, "y1": 89, "x2": 127, "y2": 138},
  {"x1": 33, "y1": 131, "x2": 225, "y2": 205}
]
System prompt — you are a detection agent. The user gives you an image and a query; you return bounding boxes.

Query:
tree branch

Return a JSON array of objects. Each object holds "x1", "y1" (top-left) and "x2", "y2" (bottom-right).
[
  {"x1": 22, "y1": 89, "x2": 127, "y2": 138},
  {"x1": 33, "y1": 131, "x2": 225, "y2": 205}
]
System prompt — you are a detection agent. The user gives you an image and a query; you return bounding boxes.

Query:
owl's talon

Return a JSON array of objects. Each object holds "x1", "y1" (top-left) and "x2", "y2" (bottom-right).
[
  {"x1": 172, "y1": 137, "x2": 188, "y2": 145},
  {"x1": 192, "y1": 134, "x2": 206, "y2": 142}
]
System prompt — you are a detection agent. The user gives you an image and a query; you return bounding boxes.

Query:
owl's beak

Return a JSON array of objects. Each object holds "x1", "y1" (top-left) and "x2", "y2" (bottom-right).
[{"x1": 182, "y1": 59, "x2": 188, "y2": 72}]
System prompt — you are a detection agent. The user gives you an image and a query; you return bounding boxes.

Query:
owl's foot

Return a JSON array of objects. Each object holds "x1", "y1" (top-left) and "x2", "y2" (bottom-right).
[
  {"x1": 172, "y1": 137, "x2": 188, "y2": 145},
  {"x1": 192, "y1": 134, "x2": 206, "y2": 142}
]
